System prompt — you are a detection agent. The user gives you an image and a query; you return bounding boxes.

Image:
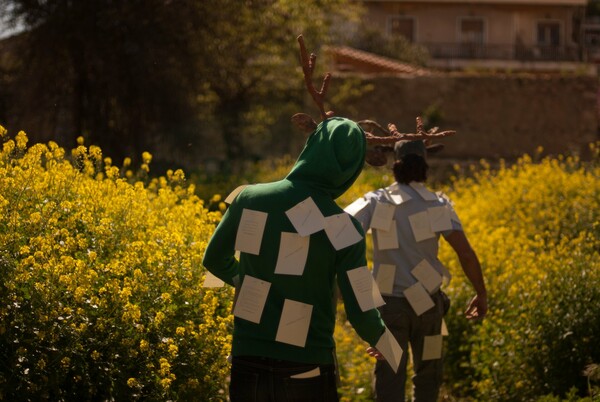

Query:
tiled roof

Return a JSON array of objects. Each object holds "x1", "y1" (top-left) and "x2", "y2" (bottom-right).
[{"x1": 324, "y1": 46, "x2": 431, "y2": 76}]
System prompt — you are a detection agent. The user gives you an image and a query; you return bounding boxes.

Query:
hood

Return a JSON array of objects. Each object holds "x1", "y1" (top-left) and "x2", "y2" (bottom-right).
[{"x1": 286, "y1": 117, "x2": 366, "y2": 199}]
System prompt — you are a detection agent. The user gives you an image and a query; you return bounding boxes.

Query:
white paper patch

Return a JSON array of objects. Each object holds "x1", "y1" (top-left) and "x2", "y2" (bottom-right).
[
  {"x1": 203, "y1": 271, "x2": 225, "y2": 288},
  {"x1": 344, "y1": 197, "x2": 369, "y2": 216},
  {"x1": 324, "y1": 213, "x2": 363, "y2": 250},
  {"x1": 403, "y1": 282, "x2": 435, "y2": 316},
  {"x1": 408, "y1": 211, "x2": 435, "y2": 242},
  {"x1": 411, "y1": 259, "x2": 443, "y2": 294},
  {"x1": 449, "y1": 206, "x2": 462, "y2": 225},
  {"x1": 375, "y1": 264, "x2": 396, "y2": 295},
  {"x1": 376, "y1": 327, "x2": 403, "y2": 373},
  {"x1": 375, "y1": 224, "x2": 399, "y2": 250},
  {"x1": 347, "y1": 266, "x2": 386, "y2": 312},
  {"x1": 371, "y1": 201, "x2": 396, "y2": 231},
  {"x1": 428, "y1": 206, "x2": 453, "y2": 233},
  {"x1": 441, "y1": 318, "x2": 449, "y2": 336},
  {"x1": 387, "y1": 185, "x2": 412, "y2": 205},
  {"x1": 422, "y1": 334, "x2": 443, "y2": 360},
  {"x1": 275, "y1": 299, "x2": 313, "y2": 348},
  {"x1": 235, "y1": 209, "x2": 268, "y2": 255},
  {"x1": 290, "y1": 367, "x2": 321, "y2": 379},
  {"x1": 286, "y1": 197, "x2": 326, "y2": 237},
  {"x1": 409, "y1": 182, "x2": 438, "y2": 201},
  {"x1": 274, "y1": 232, "x2": 310, "y2": 276},
  {"x1": 225, "y1": 184, "x2": 249, "y2": 204},
  {"x1": 232, "y1": 275, "x2": 271, "y2": 323}
]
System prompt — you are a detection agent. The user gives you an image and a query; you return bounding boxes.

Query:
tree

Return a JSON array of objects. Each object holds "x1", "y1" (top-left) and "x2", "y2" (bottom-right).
[
  {"x1": 0, "y1": 0, "x2": 205, "y2": 165},
  {"x1": 0, "y1": 0, "x2": 364, "y2": 168}
]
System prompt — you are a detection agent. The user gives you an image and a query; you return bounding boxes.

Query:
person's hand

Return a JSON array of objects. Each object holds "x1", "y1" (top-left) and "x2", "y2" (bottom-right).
[
  {"x1": 465, "y1": 293, "x2": 487, "y2": 320},
  {"x1": 366, "y1": 347, "x2": 386, "y2": 361}
]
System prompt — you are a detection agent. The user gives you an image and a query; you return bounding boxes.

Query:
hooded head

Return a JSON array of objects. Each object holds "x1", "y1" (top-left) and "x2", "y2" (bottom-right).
[{"x1": 286, "y1": 117, "x2": 366, "y2": 199}]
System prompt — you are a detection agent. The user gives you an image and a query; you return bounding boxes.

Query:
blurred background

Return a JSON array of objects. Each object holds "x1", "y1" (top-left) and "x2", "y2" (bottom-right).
[{"x1": 1, "y1": 0, "x2": 599, "y2": 176}]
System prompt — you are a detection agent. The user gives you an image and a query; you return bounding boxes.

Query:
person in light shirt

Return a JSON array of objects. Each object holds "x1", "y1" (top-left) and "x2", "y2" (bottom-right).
[{"x1": 347, "y1": 139, "x2": 487, "y2": 402}]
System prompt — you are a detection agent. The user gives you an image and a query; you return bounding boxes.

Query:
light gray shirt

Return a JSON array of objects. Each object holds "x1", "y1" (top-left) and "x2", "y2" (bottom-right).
[{"x1": 348, "y1": 182, "x2": 462, "y2": 298}]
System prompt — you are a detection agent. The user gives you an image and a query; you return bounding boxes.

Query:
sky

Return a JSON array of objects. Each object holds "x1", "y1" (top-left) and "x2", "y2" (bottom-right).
[{"x1": 0, "y1": 13, "x2": 25, "y2": 39}]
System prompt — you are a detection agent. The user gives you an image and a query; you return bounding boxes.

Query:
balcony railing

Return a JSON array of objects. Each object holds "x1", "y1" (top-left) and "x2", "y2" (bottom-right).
[{"x1": 422, "y1": 43, "x2": 583, "y2": 62}]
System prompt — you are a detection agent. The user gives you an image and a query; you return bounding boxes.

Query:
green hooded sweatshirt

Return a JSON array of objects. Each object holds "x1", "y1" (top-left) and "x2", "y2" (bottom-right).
[{"x1": 202, "y1": 117, "x2": 386, "y2": 364}]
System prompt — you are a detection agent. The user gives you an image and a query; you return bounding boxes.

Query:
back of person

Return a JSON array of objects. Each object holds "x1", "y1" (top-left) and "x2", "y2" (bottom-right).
[
  {"x1": 346, "y1": 140, "x2": 487, "y2": 402},
  {"x1": 356, "y1": 182, "x2": 457, "y2": 296},
  {"x1": 203, "y1": 117, "x2": 390, "y2": 402}
]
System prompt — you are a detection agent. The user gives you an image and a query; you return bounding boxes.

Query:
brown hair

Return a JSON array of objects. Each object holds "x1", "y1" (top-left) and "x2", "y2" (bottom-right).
[{"x1": 393, "y1": 154, "x2": 428, "y2": 184}]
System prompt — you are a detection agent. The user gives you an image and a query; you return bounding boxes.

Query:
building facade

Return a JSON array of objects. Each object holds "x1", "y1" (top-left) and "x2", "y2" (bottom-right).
[{"x1": 361, "y1": 0, "x2": 591, "y2": 71}]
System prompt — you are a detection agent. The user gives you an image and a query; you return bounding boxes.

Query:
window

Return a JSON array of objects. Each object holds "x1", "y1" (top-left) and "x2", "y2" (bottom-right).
[
  {"x1": 389, "y1": 16, "x2": 415, "y2": 42},
  {"x1": 460, "y1": 18, "x2": 485, "y2": 44},
  {"x1": 537, "y1": 22, "x2": 560, "y2": 46}
]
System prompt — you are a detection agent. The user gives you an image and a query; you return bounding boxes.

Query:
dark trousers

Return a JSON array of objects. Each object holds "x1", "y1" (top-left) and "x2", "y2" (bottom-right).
[
  {"x1": 229, "y1": 356, "x2": 339, "y2": 402},
  {"x1": 374, "y1": 293, "x2": 445, "y2": 402}
]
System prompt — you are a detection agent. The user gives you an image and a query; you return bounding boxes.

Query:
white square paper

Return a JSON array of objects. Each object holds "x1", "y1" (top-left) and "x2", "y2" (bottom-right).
[
  {"x1": 235, "y1": 209, "x2": 268, "y2": 255},
  {"x1": 275, "y1": 299, "x2": 313, "y2": 347},
  {"x1": 411, "y1": 259, "x2": 443, "y2": 294},
  {"x1": 347, "y1": 266, "x2": 386, "y2": 312},
  {"x1": 422, "y1": 334, "x2": 443, "y2": 360},
  {"x1": 232, "y1": 275, "x2": 271, "y2": 323},
  {"x1": 409, "y1": 182, "x2": 438, "y2": 201},
  {"x1": 225, "y1": 184, "x2": 249, "y2": 204},
  {"x1": 286, "y1": 197, "x2": 326, "y2": 237},
  {"x1": 371, "y1": 202, "x2": 396, "y2": 231},
  {"x1": 375, "y1": 264, "x2": 396, "y2": 295},
  {"x1": 376, "y1": 327, "x2": 403, "y2": 373},
  {"x1": 274, "y1": 232, "x2": 310, "y2": 276},
  {"x1": 441, "y1": 318, "x2": 449, "y2": 336},
  {"x1": 203, "y1": 271, "x2": 225, "y2": 288},
  {"x1": 449, "y1": 206, "x2": 462, "y2": 225},
  {"x1": 403, "y1": 282, "x2": 435, "y2": 316},
  {"x1": 408, "y1": 211, "x2": 435, "y2": 242},
  {"x1": 428, "y1": 206, "x2": 453, "y2": 233},
  {"x1": 387, "y1": 185, "x2": 412, "y2": 205},
  {"x1": 375, "y1": 224, "x2": 399, "y2": 250},
  {"x1": 344, "y1": 197, "x2": 369, "y2": 216},
  {"x1": 324, "y1": 213, "x2": 363, "y2": 250}
]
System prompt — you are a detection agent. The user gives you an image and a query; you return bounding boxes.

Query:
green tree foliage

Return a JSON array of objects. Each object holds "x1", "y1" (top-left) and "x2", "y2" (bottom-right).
[
  {"x1": 0, "y1": 0, "x2": 365, "y2": 168},
  {"x1": 344, "y1": 25, "x2": 430, "y2": 66},
  {"x1": 0, "y1": 0, "x2": 203, "y2": 165}
]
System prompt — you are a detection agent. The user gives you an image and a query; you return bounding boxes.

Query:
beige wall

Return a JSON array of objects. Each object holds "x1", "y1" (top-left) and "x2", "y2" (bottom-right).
[
  {"x1": 364, "y1": 2, "x2": 584, "y2": 47},
  {"x1": 330, "y1": 73, "x2": 598, "y2": 159}
]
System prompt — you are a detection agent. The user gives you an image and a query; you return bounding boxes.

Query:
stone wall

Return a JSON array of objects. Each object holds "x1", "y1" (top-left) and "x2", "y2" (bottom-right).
[{"x1": 331, "y1": 73, "x2": 599, "y2": 160}]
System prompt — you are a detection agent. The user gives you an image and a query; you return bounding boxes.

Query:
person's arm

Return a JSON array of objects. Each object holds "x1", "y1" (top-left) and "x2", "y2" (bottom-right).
[
  {"x1": 445, "y1": 231, "x2": 488, "y2": 319},
  {"x1": 202, "y1": 203, "x2": 242, "y2": 286},
  {"x1": 336, "y1": 229, "x2": 386, "y2": 346}
]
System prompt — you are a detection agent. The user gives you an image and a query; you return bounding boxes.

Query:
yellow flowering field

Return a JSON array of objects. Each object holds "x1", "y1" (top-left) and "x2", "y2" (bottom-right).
[
  {"x1": 334, "y1": 149, "x2": 600, "y2": 401},
  {"x1": 2, "y1": 123, "x2": 598, "y2": 401},
  {"x1": 0, "y1": 127, "x2": 233, "y2": 401}
]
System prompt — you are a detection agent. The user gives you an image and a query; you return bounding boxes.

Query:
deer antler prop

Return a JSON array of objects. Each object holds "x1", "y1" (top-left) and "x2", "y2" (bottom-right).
[
  {"x1": 361, "y1": 117, "x2": 456, "y2": 166},
  {"x1": 291, "y1": 34, "x2": 334, "y2": 131},
  {"x1": 290, "y1": 35, "x2": 456, "y2": 167},
  {"x1": 387, "y1": 117, "x2": 455, "y2": 141}
]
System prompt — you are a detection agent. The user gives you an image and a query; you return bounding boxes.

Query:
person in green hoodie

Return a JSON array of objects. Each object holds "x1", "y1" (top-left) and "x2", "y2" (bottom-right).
[{"x1": 202, "y1": 117, "x2": 390, "y2": 402}]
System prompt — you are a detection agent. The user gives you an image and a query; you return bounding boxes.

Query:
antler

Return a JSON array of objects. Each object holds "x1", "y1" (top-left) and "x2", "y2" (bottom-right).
[
  {"x1": 297, "y1": 34, "x2": 333, "y2": 122},
  {"x1": 361, "y1": 116, "x2": 455, "y2": 144},
  {"x1": 388, "y1": 116, "x2": 455, "y2": 140}
]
